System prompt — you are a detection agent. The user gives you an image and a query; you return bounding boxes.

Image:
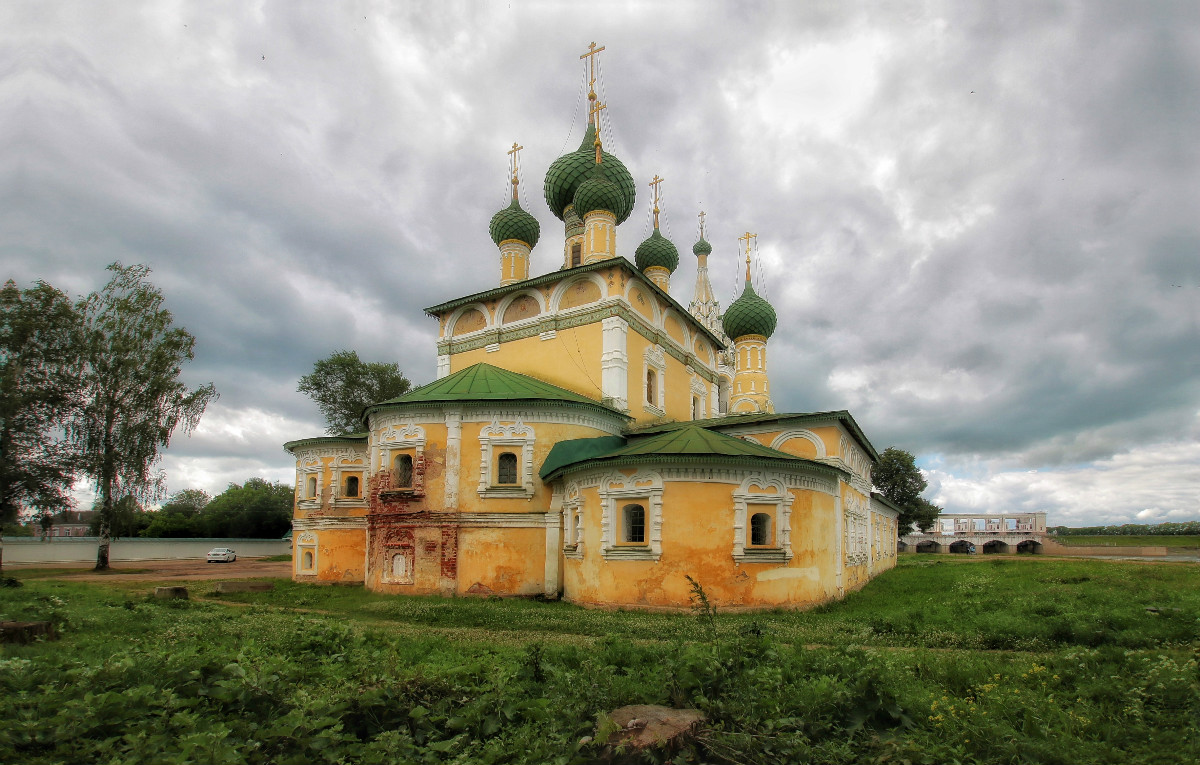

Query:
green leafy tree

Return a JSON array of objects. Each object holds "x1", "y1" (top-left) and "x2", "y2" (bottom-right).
[
  {"x1": 0, "y1": 279, "x2": 84, "y2": 570},
  {"x1": 873, "y1": 447, "x2": 942, "y2": 533},
  {"x1": 199, "y1": 478, "x2": 293, "y2": 538},
  {"x1": 298, "y1": 350, "x2": 410, "y2": 435},
  {"x1": 88, "y1": 495, "x2": 150, "y2": 538},
  {"x1": 70, "y1": 263, "x2": 217, "y2": 570},
  {"x1": 140, "y1": 488, "x2": 209, "y2": 538}
]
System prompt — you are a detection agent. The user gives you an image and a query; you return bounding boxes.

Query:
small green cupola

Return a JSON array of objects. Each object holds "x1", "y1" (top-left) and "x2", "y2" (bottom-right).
[
  {"x1": 572, "y1": 164, "x2": 627, "y2": 219},
  {"x1": 489, "y1": 198, "x2": 540, "y2": 248},
  {"x1": 693, "y1": 237, "x2": 712, "y2": 256},
  {"x1": 634, "y1": 228, "x2": 680, "y2": 273},
  {"x1": 722, "y1": 253, "x2": 777, "y2": 340}
]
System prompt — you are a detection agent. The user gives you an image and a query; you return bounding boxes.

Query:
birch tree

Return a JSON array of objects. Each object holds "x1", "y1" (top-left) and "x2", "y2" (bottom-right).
[{"x1": 71, "y1": 263, "x2": 216, "y2": 570}]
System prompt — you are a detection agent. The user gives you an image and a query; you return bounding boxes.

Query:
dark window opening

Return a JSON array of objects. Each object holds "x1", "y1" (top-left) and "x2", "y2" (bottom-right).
[
  {"x1": 394, "y1": 454, "x2": 414, "y2": 488},
  {"x1": 623, "y1": 503, "x2": 646, "y2": 543},
  {"x1": 497, "y1": 452, "x2": 518, "y2": 484},
  {"x1": 571, "y1": 243, "x2": 582, "y2": 267},
  {"x1": 306, "y1": 476, "x2": 317, "y2": 498},
  {"x1": 750, "y1": 513, "x2": 772, "y2": 546},
  {"x1": 646, "y1": 369, "x2": 657, "y2": 405},
  {"x1": 344, "y1": 476, "x2": 359, "y2": 497}
]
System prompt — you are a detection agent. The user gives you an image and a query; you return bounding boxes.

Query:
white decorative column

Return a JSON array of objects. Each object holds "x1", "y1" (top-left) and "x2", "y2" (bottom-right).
[
  {"x1": 444, "y1": 408, "x2": 462, "y2": 510},
  {"x1": 437, "y1": 354, "x2": 451, "y2": 379},
  {"x1": 600, "y1": 316, "x2": 629, "y2": 410},
  {"x1": 545, "y1": 487, "x2": 563, "y2": 597},
  {"x1": 834, "y1": 490, "x2": 845, "y2": 596}
]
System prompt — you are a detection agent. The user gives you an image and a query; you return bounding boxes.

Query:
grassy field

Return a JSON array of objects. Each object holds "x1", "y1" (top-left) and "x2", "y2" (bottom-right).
[
  {"x1": 2, "y1": 556, "x2": 1197, "y2": 764},
  {"x1": 1052, "y1": 534, "x2": 1200, "y2": 547}
]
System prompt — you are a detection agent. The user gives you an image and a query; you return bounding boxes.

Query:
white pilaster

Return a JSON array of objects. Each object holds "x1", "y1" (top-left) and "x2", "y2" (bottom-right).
[
  {"x1": 600, "y1": 316, "x2": 629, "y2": 410},
  {"x1": 444, "y1": 408, "x2": 462, "y2": 510},
  {"x1": 437, "y1": 354, "x2": 451, "y2": 379}
]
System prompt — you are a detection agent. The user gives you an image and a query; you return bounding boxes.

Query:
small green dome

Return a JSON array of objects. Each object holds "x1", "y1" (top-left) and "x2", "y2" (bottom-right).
[
  {"x1": 489, "y1": 198, "x2": 540, "y2": 248},
  {"x1": 635, "y1": 228, "x2": 680, "y2": 273},
  {"x1": 692, "y1": 237, "x2": 712, "y2": 256},
  {"x1": 572, "y1": 167, "x2": 626, "y2": 219},
  {"x1": 544, "y1": 124, "x2": 636, "y2": 224},
  {"x1": 722, "y1": 278, "x2": 777, "y2": 340}
]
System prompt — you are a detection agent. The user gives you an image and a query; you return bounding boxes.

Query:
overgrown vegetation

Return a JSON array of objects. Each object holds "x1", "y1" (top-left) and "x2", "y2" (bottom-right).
[{"x1": 2, "y1": 557, "x2": 1197, "y2": 764}]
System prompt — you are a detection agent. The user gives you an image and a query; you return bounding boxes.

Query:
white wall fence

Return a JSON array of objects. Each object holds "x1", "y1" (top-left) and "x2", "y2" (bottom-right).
[{"x1": 1, "y1": 537, "x2": 291, "y2": 564}]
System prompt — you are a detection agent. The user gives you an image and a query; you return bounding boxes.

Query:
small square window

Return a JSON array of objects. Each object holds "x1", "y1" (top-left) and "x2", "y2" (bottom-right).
[{"x1": 750, "y1": 512, "x2": 773, "y2": 546}]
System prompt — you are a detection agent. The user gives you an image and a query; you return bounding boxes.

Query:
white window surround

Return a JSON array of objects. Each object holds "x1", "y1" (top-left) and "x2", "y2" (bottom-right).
[
  {"x1": 844, "y1": 491, "x2": 869, "y2": 566},
  {"x1": 562, "y1": 484, "x2": 584, "y2": 558},
  {"x1": 478, "y1": 420, "x2": 536, "y2": 498},
  {"x1": 383, "y1": 548, "x2": 414, "y2": 584},
  {"x1": 643, "y1": 345, "x2": 666, "y2": 416},
  {"x1": 689, "y1": 372, "x2": 707, "y2": 419},
  {"x1": 599, "y1": 471, "x2": 663, "y2": 561},
  {"x1": 378, "y1": 422, "x2": 426, "y2": 493},
  {"x1": 732, "y1": 476, "x2": 794, "y2": 564},
  {"x1": 296, "y1": 531, "x2": 317, "y2": 575}
]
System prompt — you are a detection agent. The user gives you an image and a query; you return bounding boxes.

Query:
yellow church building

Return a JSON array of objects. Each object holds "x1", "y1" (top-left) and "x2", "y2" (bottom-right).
[{"x1": 285, "y1": 47, "x2": 899, "y2": 609}]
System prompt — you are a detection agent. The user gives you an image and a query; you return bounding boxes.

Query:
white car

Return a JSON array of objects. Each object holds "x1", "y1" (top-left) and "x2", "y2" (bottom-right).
[{"x1": 206, "y1": 548, "x2": 237, "y2": 563}]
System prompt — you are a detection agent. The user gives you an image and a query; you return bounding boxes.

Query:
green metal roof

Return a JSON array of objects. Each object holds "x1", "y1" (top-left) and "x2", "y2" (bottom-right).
[
  {"x1": 283, "y1": 433, "x2": 367, "y2": 454},
  {"x1": 363, "y1": 363, "x2": 625, "y2": 419},
  {"x1": 422, "y1": 257, "x2": 727, "y2": 348},
  {"x1": 573, "y1": 170, "x2": 627, "y2": 219},
  {"x1": 539, "y1": 424, "x2": 849, "y2": 482},
  {"x1": 627, "y1": 410, "x2": 880, "y2": 462},
  {"x1": 692, "y1": 237, "x2": 712, "y2": 256},
  {"x1": 538, "y1": 435, "x2": 627, "y2": 480}
]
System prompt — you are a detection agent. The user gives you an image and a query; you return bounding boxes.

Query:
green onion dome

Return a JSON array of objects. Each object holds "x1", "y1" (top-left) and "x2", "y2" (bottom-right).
[
  {"x1": 692, "y1": 237, "x2": 712, "y2": 256},
  {"x1": 722, "y1": 278, "x2": 777, "y2": 340},
  {"x1": 489, "y1": 198, "x2": 540, "y2": 248},
  {"x1": 572, "y1": 166, "x2": 627, "y2": 219},
  {"x1": 635, "y1": 227, "x2": 680, "y2": 273},
  {"x1": 544, "y1": 124, "x2": 636, "y2": 224}
]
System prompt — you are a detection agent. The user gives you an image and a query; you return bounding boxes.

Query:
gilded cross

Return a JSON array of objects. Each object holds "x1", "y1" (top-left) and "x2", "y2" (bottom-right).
[
  {"x1": 507, "y1": 142, "x2": 524, "y2": 197},
  {"x1": 589, "y1": 100, "x2": 607, "y2": 161},
  {"x1": 580, "y1": 41, "x2": 606, "y2": 100},
  {"x1": 698, "y1": 210, "x2": 706, "y2": 239},
  {"x1": 739, "y1": 231, "x2": 757, "y2": 280},
  {"x1": 649, "y1": 175, "x2": 664, "y2": 227}
]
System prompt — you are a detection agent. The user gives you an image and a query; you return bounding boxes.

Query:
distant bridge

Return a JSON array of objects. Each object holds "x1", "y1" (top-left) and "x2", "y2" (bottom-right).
[{"x1": 900, "y1": 512, "x2": 1047, "y2": 554}]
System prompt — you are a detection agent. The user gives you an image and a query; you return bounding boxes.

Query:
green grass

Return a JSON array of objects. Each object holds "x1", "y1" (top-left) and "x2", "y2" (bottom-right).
[
  {"x1": 1053, "y1": 534, "x2": 1200, "y2": 547},
  {"x1": 2, "y1": 556, "x2": 1197, "y2": 764},
  {"x1": 260, "y1": 553, "x2": 293, "y2": 561}
]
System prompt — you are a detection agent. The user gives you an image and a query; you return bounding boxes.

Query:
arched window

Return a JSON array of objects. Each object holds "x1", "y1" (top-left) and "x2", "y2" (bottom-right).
[
  {"x1": 750, "y1": 513, "x2": 773, "y2": 546},
  {"x1": 718, "y1": 378, "x2": 730, "y2": 415},
  {"x1": 306, "y1": 476, "x2": 317, "y2": 498},
  {"x1": 394, "y1": 454, "x2": 414, "y2": 488},
  {"x1": 571, "y1": 243, "x2": 582, "y2": 267},
  {"x1": 497, "y1": 452, "x2": 518, "y2": 484},
  {"x1": 301, "y1": 550, "x2": 314, "y2": 570},
  {"x1": 646, "y1": 369, "x2": 657, "y2": 405},
  {"x1": 692, "y1": 396, "x2": 701, "y2": 420},
  {"x1": 344, "y1": 476, "x2": 359, "y2": 497},
  {"x1": 622, "y1": 503, "x2": 646, "y2": 543}
]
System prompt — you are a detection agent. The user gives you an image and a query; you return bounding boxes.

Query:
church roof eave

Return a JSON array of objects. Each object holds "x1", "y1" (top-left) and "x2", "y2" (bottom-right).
[
  {"x1": 283, "y1": 433, "x2": 368, "y2": 454},
  {"x1": 541, "y1": 452, "x2": 848, "y2": 484},
  {"x1": 626, "y1": 410, "x2": 881, "y2": 462},
  {"x1": 423, "y1": 257, "x2": 728, "y2": 349}
]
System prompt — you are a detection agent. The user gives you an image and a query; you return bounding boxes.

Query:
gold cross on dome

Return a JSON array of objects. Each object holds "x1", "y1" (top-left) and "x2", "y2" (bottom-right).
[
  {"x1": 580, "y1": 41, "x2": 606, "y2": 99},
  {"x1": 698, "y1": 210, "x2": 706, "y2": 239},
  {"x1": 739, "y1": 231, "x2": 757, "y2": 280},
  {"x1": 506, "y1": 142, "x2": 524, "y2": 194},
  {"x1": 649, "y1": 175, "x2": 664, "y2": 227},
  {"x1": 589, "y1": 100, "x2": 607, "y2": 161}
]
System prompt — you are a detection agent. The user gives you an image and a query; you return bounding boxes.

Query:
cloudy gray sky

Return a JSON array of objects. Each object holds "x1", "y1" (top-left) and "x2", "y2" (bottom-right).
[{"x1": 4, "y1": 1, "x2": 1198, "y2": 526}]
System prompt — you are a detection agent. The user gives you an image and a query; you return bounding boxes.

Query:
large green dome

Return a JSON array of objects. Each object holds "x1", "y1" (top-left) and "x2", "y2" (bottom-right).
[
  {"x1": 572, "y1": 168, "x2": 626, "y2": 219},
  {"x1": 692, "y1": 237, "x2": 712, "y2": 256},
  {"x1": 544, "y1": 124, "x2": 636, "y2": 224},
  {"x1": 489, "y1": 198, "x2": 540, "y2": 248},
  {"x1": 722, "y1": 278, "x2": 777, "y2": 340},
  {"x1": 635, "y1": 227, "x2": 679, "y2": 273}
]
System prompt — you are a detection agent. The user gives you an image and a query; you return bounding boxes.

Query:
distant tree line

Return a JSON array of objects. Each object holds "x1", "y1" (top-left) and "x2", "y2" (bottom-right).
[
  {"x1": 25, "y1": 479, "x2": 293, "y2": 540},
  {"x1": 1049, "y1": 522, "x2": 1200, "y2": 536}
]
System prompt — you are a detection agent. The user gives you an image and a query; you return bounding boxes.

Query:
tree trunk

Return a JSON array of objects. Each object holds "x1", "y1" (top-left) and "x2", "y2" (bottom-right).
[{"x1": 95, "y1": 521, "x2": 110, "y2": 570}]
